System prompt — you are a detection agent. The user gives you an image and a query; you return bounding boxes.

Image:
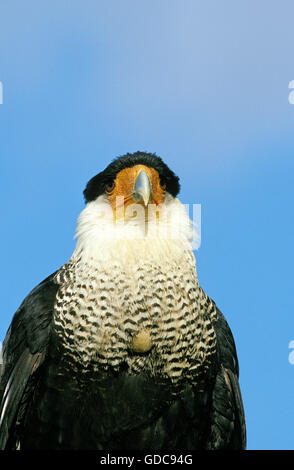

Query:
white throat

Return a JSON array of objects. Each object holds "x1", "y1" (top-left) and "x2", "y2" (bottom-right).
[{"x1": 72, "y1": 194, "x2": 198, "y2": 266}]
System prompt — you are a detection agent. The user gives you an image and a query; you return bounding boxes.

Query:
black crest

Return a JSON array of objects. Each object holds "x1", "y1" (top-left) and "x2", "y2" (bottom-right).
[{"x1": 83, "y1": 151, "x2": 180, "y2": 202}]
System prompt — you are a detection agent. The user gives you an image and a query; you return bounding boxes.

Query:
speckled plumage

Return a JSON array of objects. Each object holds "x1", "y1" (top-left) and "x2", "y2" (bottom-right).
[{"x1": 53, "y1": 240, "x2": 217, "y2": 389}]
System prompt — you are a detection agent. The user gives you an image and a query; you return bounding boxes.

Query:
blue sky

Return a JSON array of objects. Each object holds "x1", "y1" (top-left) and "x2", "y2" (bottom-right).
[{"x1": 0, "y1": 1, "x2": 294, "y2": 450}]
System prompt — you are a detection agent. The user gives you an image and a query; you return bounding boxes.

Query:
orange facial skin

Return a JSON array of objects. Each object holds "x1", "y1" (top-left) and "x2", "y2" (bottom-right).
[{"x1": 106, "y1": 165, "x2": 166, "y2": 218}]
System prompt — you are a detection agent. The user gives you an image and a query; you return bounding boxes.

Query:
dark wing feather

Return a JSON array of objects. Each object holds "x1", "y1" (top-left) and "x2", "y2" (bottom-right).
[
  {"x1": 0, "y1": 272, "x2": 59, "y2": 449},
  {"x1": 207, "y1": 307, "x2": 246, "y2": 449}
]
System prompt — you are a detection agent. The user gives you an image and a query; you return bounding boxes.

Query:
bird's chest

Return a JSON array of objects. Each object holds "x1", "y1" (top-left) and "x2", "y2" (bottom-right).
[{"x1": 53, "y1": 256, "x2": 216, "y2": 386}]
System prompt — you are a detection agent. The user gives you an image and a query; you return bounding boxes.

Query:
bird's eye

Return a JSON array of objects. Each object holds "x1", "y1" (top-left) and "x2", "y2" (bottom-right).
[
  {"x1": 160, "y1": 182, "x2": 166, "y2": 192},
  {"x1": 105, "y1": 181, "x2": 116, "y2": 194}
]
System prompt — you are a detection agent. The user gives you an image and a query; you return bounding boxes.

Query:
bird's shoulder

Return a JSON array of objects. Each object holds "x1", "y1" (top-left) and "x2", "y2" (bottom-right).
[
  {"x1": 200, "y1": 290, "x2": 246, "y2": 449},
  {"x1": 0, "y1": 268, "x2": 63, "y2": 448},
  {"x1": 1, "y1": 269, "x2": 60, "y2": 371},
  {"x1": 213, "y1": 304, "x2": 240, "y2": 376}
]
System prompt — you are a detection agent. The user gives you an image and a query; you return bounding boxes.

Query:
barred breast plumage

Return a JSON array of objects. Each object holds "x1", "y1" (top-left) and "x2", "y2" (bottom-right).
[{"x1": 53, "y1": 238, "x2": 217, "y2": 391}]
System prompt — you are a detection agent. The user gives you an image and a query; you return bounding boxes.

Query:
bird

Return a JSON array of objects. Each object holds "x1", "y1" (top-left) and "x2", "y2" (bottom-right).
[{"x1": 0, "y1": 151, "x2": 246, "y2": 450}]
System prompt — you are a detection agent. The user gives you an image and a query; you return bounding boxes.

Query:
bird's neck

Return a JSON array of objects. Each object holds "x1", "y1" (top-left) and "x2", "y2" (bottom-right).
[{"x1": 71, "y1": 195, "x2": 198, "y2": 269}]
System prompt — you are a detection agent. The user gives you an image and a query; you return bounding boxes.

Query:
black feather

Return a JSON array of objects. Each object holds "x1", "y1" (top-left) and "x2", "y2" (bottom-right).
[
  {"x1": 83, "y1": 151, "x2": 180, "y2": 202},
  {"x1": 205, "y1": 306, "x2": 246, "y2": 449},
  {"x1": 0, "y1": 273, "x2": 59, "y2": 449}
]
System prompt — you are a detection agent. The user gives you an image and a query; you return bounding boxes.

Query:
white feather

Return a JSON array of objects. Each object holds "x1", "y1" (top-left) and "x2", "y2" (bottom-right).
[{"x1": 72, "y1": 194, "x2": 198, "y2": 265}]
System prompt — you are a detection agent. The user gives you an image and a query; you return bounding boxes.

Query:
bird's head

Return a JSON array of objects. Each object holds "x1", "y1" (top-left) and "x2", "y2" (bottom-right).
[
  {"x1": 83, "y1": 151, "x2": 180, "y2": 220},
  {"x1": 75, "y1": 152, "x2": 196, "y2": 261}
]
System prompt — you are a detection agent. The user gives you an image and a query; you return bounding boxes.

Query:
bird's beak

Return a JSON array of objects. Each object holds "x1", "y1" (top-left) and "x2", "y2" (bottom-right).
[{"x1": 133, "y1": 170, "x2": 152, "y2": 206}]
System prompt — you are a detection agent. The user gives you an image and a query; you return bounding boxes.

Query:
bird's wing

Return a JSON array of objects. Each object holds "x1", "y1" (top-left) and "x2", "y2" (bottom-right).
[
  {"x1": 206, "y1": 306, "x2": 246, "y2": 450},
  {"x1": 0, "y1": 272, "x2": 59, "y2": 449}
]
